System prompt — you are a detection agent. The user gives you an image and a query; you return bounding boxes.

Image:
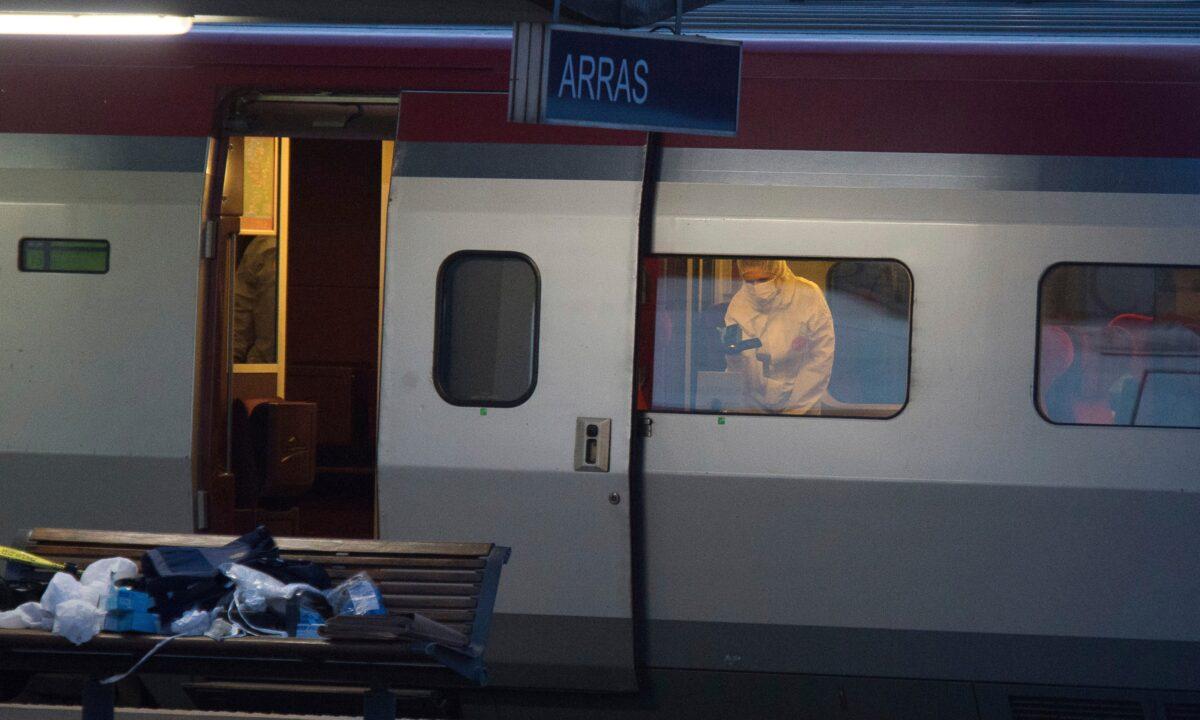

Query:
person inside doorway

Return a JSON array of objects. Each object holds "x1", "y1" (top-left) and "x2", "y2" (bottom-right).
[{"x1": 233, "y1": 235, "x2": 278, "y2": 364}]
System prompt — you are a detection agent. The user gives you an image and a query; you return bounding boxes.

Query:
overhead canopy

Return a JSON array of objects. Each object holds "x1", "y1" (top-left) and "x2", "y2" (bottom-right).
[
  {"x1": 3, "y1": 0, "x2": 1191, "y2": 36},
  {"x1": 0, "y1": 0, "x2": 720, "y2": 26},
  {"x1": 535, "y1": 0, "x2": 719, "y2": 27}
]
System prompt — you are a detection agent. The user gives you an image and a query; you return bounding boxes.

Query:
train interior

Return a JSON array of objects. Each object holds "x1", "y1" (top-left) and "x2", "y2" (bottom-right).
[
  {"x1": 638, "y1": 258, "x2": 1200, "y2": 425},
  {"x1": 1038, "y1": 264, "x2": 1200, "y2": 427},
  {"x1": 211, "y1": 134, "x2": 391, "y2": 538},
  {"x1": 637, "y1": 257, "x2": 912, "y2": 418}
]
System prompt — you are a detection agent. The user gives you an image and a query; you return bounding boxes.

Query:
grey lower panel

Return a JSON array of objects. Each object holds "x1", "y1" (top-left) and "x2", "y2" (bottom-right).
[
  {"x1": 466, "y1": 669, "x2": 1200, "y2": 720},
  {"x1": 464, "y1": 669, "x2": 979, "y2": 720},
  {"x1": 481, "y1": 614, "x2": 1200, "y2": 693},
  {"x1": 645, "y1": 618, "x2": 1200, "y2": 692},
  {"x1": 485, "y1": 613, "x2": 637, "y2": 691},
  {"x1": 641, "y1": 472, "x2": 1200, "y2": 642},
  {"x1": 0, "y1": 453, "x2": 192, "y2": 544}
]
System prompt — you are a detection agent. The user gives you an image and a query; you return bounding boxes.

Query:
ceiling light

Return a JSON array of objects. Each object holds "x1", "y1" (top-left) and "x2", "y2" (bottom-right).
[{"x1": 0, "y1": 14, "x2": 193, "y2": 36}]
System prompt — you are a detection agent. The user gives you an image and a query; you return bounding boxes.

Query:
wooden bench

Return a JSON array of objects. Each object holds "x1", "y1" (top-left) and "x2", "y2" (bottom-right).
[{"x1": 0, "y1": 528, "x2": 510, "y2": 720}]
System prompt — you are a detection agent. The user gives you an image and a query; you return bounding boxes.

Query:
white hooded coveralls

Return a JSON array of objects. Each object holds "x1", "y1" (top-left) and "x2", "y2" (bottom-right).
[{"x1": 724, "y1": 263, "x2": 836, "y2": 415}]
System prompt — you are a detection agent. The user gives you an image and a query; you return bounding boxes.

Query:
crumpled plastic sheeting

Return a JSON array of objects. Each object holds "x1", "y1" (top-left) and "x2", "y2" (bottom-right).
[
  {"x1": 220, "y1": 563, "x2": 323, "y2": 613},
  {"x1": 19, "y1": 558, "x2": 135, "y2": 644},
  {"x1": 169, "y1": 608, "x2": 214, "y2": 636},
  {"x1": 80, "y1": 556, "x2": 137, "y2": 604},
  {"x1": 41, "y1": 572, "x2": 101, "y2": 615},
  {"x1": 40, "y1": 572, "x2": 106, "y2": 644},
  {"x1": 0, "y1": 601, "x2": 52, "y2": 630},
  {"x1": 205, "y1": 616, "x2": 242, "y2": 641},
  {"x1": 52, "y1": 598, "x2": 105, "y2": 645},
  {"x1": 326, "y1": 572, "x2": 384, "y2": 616}
]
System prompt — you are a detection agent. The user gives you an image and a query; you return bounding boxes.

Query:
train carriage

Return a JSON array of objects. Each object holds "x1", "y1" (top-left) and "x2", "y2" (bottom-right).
[{"x1": 1, "y1": 9, "x2": 1199, "y2": 718}]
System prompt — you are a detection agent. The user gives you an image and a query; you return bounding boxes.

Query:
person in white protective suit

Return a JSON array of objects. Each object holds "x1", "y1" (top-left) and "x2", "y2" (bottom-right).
[{"x1": 724, "y1": 259, "x2": 836, "y2": 415}]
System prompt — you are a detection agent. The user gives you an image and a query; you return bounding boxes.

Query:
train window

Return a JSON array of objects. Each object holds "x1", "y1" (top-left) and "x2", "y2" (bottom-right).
[
  {"x1": 18, "y1": 238, "x2": 109, "y2": 274},
  {"x1": 1038, "y1": 263, "x2": 1200, "y2": 429},
  {"x1": 638, "y1": 256, "x2": 912, "y2": 418},
  {"x1": 434, "y1": 251, "x2": 540, "y2": 407}
]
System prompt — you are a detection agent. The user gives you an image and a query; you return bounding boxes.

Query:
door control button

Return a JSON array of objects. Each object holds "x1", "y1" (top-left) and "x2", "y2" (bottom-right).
[{"x1": 574, "y1": 417, "x2": 611, "y2": 472}]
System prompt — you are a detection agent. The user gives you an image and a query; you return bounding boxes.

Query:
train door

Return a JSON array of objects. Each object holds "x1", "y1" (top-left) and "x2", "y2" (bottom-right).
[
  {"x1": 0, "y1": 134, "x2": 209, "y2": 540},
  {"x1": 376, "y1": 93, "x2": 642, "y2": 689},
  {"x1": 197, "y1": 95, "x2": 397, "y2": 538}
]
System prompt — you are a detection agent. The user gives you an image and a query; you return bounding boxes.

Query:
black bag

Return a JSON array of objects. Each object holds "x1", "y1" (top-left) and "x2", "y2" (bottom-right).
[
  {"x1": 141, "y1": 526, "x2": 279, "y2": 624},
  {"x1": 140, "y1": 527, "x2": 332, "y2": 625}
]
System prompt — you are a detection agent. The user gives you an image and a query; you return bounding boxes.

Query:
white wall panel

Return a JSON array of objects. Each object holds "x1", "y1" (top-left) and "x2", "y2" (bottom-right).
[{"x1": 0, "y1": 134, "x2": 207, "y2": 539}]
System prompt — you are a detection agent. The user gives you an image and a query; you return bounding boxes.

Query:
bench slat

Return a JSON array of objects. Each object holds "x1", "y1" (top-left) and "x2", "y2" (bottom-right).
[
  {"x1": 380, "y1": 595, "x2": 477, "y2": 609},
  {"x1": 375, "y1": 582, "x2": 479, "y2": 596},
  {"x1": 28, "y1": 542, "x2": 489, "y2": 563},
  {"x1": 326, "y1": 568, "x2": 483, "y2": 583},
  {"x1": 27, "y1": 548, "x2": 488, "y2": 570},
  {"x1": 297, "y1": 556, "x2": 487, "y2": 569},
  {"x1": 28, "y1": 528, "x2": 491, "y2": 558},
  {"x1": 408, "y1": 609, "x2": 475, "y2": 623}
]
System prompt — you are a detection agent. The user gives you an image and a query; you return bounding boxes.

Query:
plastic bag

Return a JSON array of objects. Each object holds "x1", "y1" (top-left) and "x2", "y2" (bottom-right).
[
  {"x1": 204, "y1": 616, "x2": 242, "y2": 641},
  {"x1": 81, "y1": 557, "x2": 138, "y2": 609},
  {"x1": 219, "y1": 563, "x2": 323, "y2": 612},
  {"x1": 0, "y1": 601, "x2": 52, "y2": 630},
  {"x1": 40, "y1": 571, "x2": 108, "y2": 644},
  {"x1": 12, "y1": 560, "x2": 138, "y2": 644},
  {"x1": 80, "y1": 557, "x2": 137, "y2": 603},
  {"x1": 169, "y1": 608, "x2": 214, "y2": 636},
  {"x1": 41, "y1": 572, "x2": 100, "y2": 615},
  {"x1": 53, "y1": 598, "x2": 105, "y2": 645},
  {"x1": 325, "y1": 572, "x2": 385, "y2": 617}
]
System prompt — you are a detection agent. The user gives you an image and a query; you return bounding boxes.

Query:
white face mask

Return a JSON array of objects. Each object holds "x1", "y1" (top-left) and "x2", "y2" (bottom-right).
[{"x1": 748, "y1": 279, "x2": 779, "y2": 302}]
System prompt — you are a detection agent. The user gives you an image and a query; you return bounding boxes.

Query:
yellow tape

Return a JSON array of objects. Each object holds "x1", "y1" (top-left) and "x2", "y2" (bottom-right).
[{"x1": 0, "y1": 545, "x2": 66, "y2": 572}]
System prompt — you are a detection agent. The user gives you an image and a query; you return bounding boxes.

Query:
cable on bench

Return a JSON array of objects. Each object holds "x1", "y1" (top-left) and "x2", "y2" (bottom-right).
[
  {"x1": 101, "y1": 599, "x2": 265, "y2": 685},
  {"x1": 100, "y1": 632, "x2": 186, "y2": 685}
]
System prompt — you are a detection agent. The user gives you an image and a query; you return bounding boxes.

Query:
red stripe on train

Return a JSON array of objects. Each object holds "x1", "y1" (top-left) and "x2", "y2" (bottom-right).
[{"x1": 0, "y1": 31, "x2": 1196, "y2": 157}]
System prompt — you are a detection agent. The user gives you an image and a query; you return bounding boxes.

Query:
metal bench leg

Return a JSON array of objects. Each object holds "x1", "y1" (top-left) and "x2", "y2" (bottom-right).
[
  {"x1": 82, "y1": 679, "x2": 115, "y2": 720},
  {"x1": 363, "y1": 686, "x2": 396, "y2": 720}
]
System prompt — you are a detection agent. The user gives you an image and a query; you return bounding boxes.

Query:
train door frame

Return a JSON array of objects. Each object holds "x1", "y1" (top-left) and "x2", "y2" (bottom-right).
[{"x1": 193, "y1": 92, "x2": 400, "y2": 536}]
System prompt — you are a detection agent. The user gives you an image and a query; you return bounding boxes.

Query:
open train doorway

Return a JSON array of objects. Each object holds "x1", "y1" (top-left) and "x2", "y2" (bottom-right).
[{"x1": 198, "y1": 94, "x2": 397, "y2": 539}]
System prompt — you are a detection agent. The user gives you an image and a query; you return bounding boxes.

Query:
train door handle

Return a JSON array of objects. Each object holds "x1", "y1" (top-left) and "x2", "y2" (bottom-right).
[{"x1": 574, "y1": 418, "x2": 611, "y2": 473}]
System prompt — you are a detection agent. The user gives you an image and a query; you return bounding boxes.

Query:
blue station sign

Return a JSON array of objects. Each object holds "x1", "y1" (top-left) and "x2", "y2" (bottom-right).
[{"x1": 509, "y1": 24, "x2": 741, "y2": 136}]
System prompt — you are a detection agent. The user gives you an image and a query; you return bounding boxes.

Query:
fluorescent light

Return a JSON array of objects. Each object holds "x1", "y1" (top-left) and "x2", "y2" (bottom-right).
[{"x1": 0, "y1": 14, "x2": 193, "y2": 35}]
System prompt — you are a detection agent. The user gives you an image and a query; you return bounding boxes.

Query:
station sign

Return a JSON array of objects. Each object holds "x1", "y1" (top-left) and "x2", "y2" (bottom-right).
[{"x1": 509, "y1": 23, "x2": 741, "y2": 136}]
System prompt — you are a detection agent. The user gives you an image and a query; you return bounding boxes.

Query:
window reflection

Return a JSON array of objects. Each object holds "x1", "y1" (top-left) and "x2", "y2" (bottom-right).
[
  {"x1": 434, "y1": 252, "x2": 540, "y2": 407},
  {"x1": 1038, "y1": 264, "x2": 1200, "y2": 428},
  {"x1": 639, "y1": 257, "x2": 911, "y2": 418}
]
